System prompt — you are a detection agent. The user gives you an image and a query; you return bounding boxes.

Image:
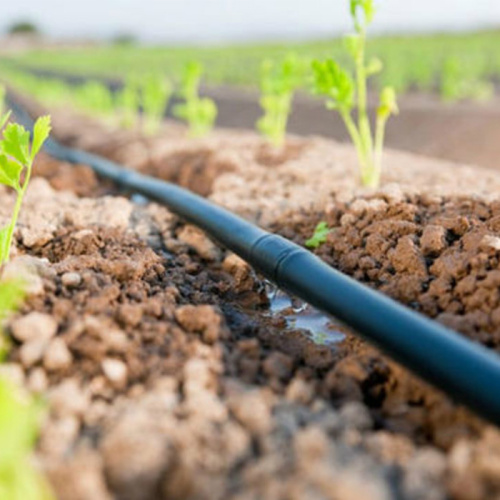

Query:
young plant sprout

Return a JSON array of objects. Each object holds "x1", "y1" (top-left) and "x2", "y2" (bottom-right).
[
  {"x1": 75, "y1": 81, "x2": 114, "y2": 118},
  {"x1": 0, "y1": 113, "x2": 51, "y2": 265},
  {"x1": 141, "y1": 74, "x2": 173, "y2": 135},
  {"x1": 305, "y1": 221, "x2": 333, "y2": 249},
  {"x1": 116, "y1": 76, "x2": 140, "y2": 129},
  {"x1": 312, "y1": 0, "x2": 398, "y2": 188},
  {"x1": 256, "y1": 55, "x2": 303, "y2": 147},
  {"x1": 173, "y1": 62, "x2": 218, "y2": 138}
]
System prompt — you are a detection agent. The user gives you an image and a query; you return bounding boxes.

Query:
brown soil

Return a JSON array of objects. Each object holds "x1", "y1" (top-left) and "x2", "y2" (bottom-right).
[{"x1": 4, "y1": 100, "x2": 500, "y2": 499}]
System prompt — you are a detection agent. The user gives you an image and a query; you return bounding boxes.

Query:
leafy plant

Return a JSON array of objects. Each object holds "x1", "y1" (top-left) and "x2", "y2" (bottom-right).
[
  {"x1": 141, "y1": 74, "x2": 173, "y2": 135},
  {"x1": 305, "y1": 221, "x2": 333, "y2": 249},
  {"x1": 441, "y1": 56, "x2": 493, "y2": 103},
  {"x1": 312, "y1": 0, "x2": 398, "y2": 188},
  {"x1": 75, "y1": 81, "x2": 114, "y2": 117},
  {"x1": 256, "y1": 55, "x2": 303, "y2": 147},
  {"x1": 173, "y1": 62, "x2": 217, "y2": 137},
  {"x1": 0, "y1": 113, "x2": 51, "y2": 265},
  {"x1": 116, "y1": 76, "x2": 140, "y2": 129}
]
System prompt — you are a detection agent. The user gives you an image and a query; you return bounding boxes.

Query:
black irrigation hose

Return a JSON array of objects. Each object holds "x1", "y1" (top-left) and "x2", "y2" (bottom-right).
[{"x1": 8, "y1": 96, "x2": 500, "y2": 427}]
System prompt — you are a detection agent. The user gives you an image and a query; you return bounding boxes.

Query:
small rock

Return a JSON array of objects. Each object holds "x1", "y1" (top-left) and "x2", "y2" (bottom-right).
[
  {"x1": 49, "y1": 379, "x2": 89, "y2": 418},
  {"x1": 175, "y1": 305, "x2": 226, "y2": 344},
  {"x1": 19, "y1": 338, "x2": 48, "y2": 368},
  {"x1": 102, "y1": 358, "x2": 128, "y2": 389},
  {"x1": 480, "y1": 235, "x2": 500, "y2": 252},
  {"x1": 339, "y1": 401, "x2": 373, "y2": 431},
  {"x1": 27, "y1": 367, "x2": 49, "y2": 393},
  {"x1": 420, "y1": 225, "x2": 447, "y2": 256},
  {"x1": 44, "y1": 338, "x2": 73, "y2": 372},
  {"x1": 177, "y1": 225, "x2": 222, "y2": 261},
  {"x1": 286, "y1": 377, "x2": 315, "y2": 405},
  {"x1": 228, "y1": 390, "x2": 272, "y2": 435},
  {"x1": 11, "y1": 311, "x2": 58, "y2": 343},
  {"x1": 61, "y1": 272, "x2": 82, "y2": 288}
]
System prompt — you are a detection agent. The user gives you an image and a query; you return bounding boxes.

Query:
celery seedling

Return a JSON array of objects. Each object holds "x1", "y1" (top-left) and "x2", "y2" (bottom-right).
[
  {"x1": 305, "y1": 221, "x2": 333, "y2": 249},
  {"x1": 0, "y1": 114, "x2": 51, "y2": 265},
  {"x1": 141, "y1": 74, "x2": 172, "y2": 135},
  {"x1": 173, "y1": 62, "x2": 217, "y2": 137},
  {"x1": 257, "y1": 55, "x2": 303, "y2": 147},
  {"x1": 116, "y1": 76, "x2": 140, "y2": 129},
  {"x1": 312, "y1": 0, "x2": 398, "y2": 188}
]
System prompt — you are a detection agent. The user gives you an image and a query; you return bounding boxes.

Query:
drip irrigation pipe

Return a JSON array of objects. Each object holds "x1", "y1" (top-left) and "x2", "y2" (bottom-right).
[{"x1": 8, "y1": 96, "x2": 500, "y2": 426}]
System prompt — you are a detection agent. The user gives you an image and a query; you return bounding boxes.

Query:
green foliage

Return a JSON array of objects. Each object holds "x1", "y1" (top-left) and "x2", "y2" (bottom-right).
[
  {"x1": 441, "y1": 56, "x2": 494, "y2": 103},
  {"x1": 256, "y1": 54, "x2": 304, "y2": 147},
  {"x1": 0, "y1": 114, "x2": 51, "y2": 265},
  {"x1": 74, "y1": 81, "x2": 114, "y2": 117},
  {"x1": 7, "y1": 21, "x2": 40, "y2": 36},
  {"x1": 116, "y1": 76, "x2": 140, "y2": 129},
  {"x1": 312, "y1": 0, "x2": 398, "y2": 188},
  {"x1": 173, "y1": 62, "x2": 218, "y2": 137},
  {"x1": 305, "y1": 221, "x2": 333, "y2": 249},
  {"x1": 141, "y1": 74, "x2": 173, "y2": 135}
]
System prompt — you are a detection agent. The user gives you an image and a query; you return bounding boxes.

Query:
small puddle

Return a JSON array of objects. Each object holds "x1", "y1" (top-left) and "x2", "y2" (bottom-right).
[{"x1": 266, "y1": 283, "x2": 345, "y2": 347}]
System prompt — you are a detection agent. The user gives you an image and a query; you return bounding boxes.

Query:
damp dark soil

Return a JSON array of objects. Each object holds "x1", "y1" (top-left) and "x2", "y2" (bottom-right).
[{"x1": 4, "y1": 101, "x2": 500, "y2": 499}]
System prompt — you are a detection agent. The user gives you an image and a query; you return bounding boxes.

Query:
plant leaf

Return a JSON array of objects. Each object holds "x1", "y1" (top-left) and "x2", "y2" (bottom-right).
[
  {"x1": 0, "y1": 154, "x2": 22, "y2": 190},
  {"x1": 30, "y1": 115, "x2": 51, "y2": 160},
  {"x1": 2, "y1": 123, "x2": 30, "y2": 166},
  {"x1": 305, "y1": 221, "x2": 333, "y2": 249}
]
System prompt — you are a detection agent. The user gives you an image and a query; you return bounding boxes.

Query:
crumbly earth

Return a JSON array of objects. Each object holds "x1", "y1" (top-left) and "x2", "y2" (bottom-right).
[{"x1": 3, "y1": 102, "x2": 500, "y2": 499}]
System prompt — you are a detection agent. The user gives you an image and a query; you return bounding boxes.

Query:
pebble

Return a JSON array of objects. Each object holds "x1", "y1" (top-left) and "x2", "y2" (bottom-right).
[
  {"x1": 11, "y1": 311, "x2": 58, "y2": 343},
  {"x1": 27, "y1": 367, "x2": 49, "y2": 393},
  {"x1": 44, "y1": 338, "x2": 73, "y2": 371},
  {"x1": 102, "y1": 358, "x2": 128, "y2": 389},
  {"x1": 20, "y1": 338, "x2": 48, "y2": 368},
  {"x1": 61, "y1": 272, "x2": 82, "y2": 288}
]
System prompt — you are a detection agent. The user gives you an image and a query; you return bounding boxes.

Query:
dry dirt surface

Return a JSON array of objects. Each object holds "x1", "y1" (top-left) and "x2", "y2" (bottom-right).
[{"x1": 4, "y1": 104, "x2": 500, "y2": 500}]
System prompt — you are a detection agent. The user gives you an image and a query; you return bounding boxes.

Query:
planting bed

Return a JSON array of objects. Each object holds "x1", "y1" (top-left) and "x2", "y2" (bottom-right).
[{"x1": 4, "y1": 102, "x2": 500, "y2": 500}]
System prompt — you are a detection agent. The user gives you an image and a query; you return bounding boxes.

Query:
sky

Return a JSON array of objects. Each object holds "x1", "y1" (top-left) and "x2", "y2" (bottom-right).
[{"x1": 0, "y1": 0, "x2": 499, "y2": 44}]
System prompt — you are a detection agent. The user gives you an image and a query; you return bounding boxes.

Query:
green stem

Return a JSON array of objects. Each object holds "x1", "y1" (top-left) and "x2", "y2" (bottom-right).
[
  {"x1": 340, "y1": 108, "x2": 371, "y2": 181},
  {"x1": 355, "y1": 28, "x2": 374, "y2": 181},
  {"x1": 371, "y1": 114, "x2": 387, "y2": 188},
  {"x1": 2, "y1": 162, "x2": 32, "y2": 265}
]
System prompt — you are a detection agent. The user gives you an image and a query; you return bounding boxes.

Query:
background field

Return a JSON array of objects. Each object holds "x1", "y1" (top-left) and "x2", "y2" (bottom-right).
[{"x1": 4, "y1": 30, "x2": 500, "y2": 95}]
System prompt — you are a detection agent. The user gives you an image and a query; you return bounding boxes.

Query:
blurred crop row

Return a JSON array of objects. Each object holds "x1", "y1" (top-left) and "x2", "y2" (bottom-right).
[{"x1": 1, "y1": 30, "x2": 498, "y2": 101}]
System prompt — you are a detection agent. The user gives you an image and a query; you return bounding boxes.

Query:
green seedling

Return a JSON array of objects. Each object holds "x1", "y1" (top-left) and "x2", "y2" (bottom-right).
[
  {"x1": 441, "y1": 56, "x2": 493, "y2": 103},
  {"x1": 305, "y1": 221, "x2": 333, "y2": 249},
  {"x1": 257, "y1": 55, "x2": 304, "y2": 147},
  {"x1": 312, "y1": 0, "x2": 398, "y2": 188},
  {"x1": 75, "y1": 81, "x2": 114, "y2": 117},
  {"x1": 173, "y1": 62, "x2": 218, "y2": 137},
  {"x1": 141, "y1": 74, "x2": 173, "y2": 135},
  {"x1": 0, "y1": 114, "x2": 51, "y2": 265},
  {"x1": 116, "y1": 76, "x2": 140, "y2": 129}
]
